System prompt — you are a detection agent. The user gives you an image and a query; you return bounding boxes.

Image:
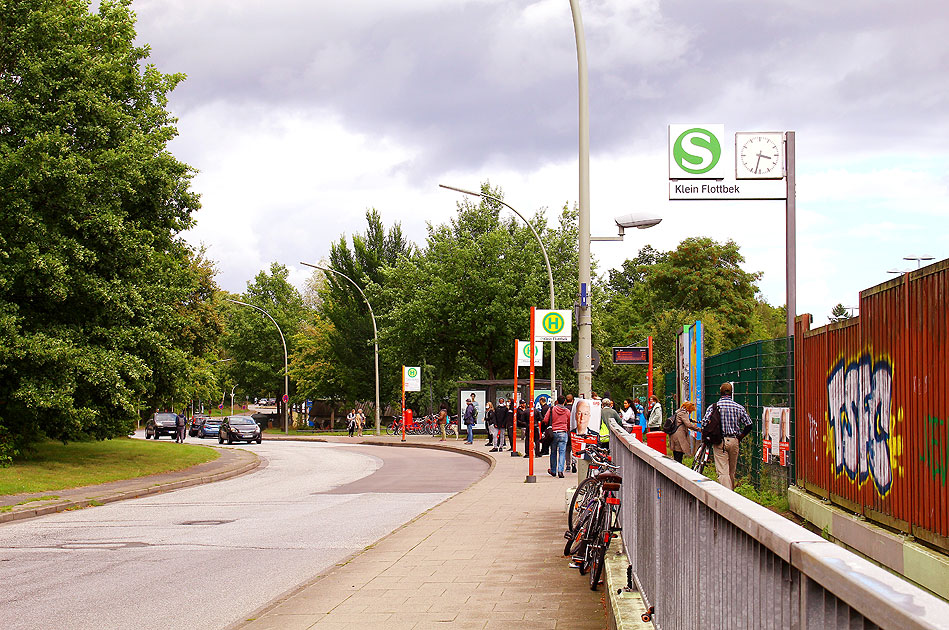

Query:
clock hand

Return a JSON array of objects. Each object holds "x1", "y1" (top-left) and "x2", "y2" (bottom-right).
[{"x1": 754, "y1": 154, "x2": 762, "y2": 174}]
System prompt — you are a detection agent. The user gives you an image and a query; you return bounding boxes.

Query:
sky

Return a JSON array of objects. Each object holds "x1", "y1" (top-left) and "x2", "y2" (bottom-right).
[{"x1": 130, "y1": 0, "x2": 949, "y2": 326}]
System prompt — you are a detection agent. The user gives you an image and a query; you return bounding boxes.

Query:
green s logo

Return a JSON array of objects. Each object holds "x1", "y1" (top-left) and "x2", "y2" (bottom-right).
[{"x1": 673, "y1": 128, "x2": 722, "y2": 174}]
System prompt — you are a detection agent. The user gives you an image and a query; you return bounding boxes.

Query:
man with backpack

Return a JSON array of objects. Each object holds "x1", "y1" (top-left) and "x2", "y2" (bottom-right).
[{"x1": 702, "y1": 382, "x2": 752, "y2": 490}]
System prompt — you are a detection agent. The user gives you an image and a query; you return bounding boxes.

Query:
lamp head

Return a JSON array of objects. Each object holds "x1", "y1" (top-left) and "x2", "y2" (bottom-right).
[{"x1": 614, "y1": 213, "x2": 662, "y2": 230}]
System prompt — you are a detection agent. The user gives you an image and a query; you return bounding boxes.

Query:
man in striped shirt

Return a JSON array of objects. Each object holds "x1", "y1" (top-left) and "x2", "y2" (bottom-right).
[{"x1": 703, "y1": 381, "x2": 752, "y2": 490}]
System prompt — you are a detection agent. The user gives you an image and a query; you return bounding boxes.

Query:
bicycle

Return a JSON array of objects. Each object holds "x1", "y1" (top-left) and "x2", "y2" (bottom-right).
[
  {"x1": 567, "y1": 443, "x2": 617, "y2": 532},
  {"x1": 563, "y1": 461, "x2": 622, "y2": 590},
  {"x1": 691, "y1": 440, "x2": 713, "y2": 475}
]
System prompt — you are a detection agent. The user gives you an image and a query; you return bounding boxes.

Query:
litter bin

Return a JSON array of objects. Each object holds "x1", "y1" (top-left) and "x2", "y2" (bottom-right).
[{"x1": 646, "y1": 431, "x2": 667, "y2": 454}]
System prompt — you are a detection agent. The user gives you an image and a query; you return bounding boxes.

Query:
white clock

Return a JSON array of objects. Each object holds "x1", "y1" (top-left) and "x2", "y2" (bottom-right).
[{"x1": 736, "y1": 132, "x2": 785, "y2": 179}]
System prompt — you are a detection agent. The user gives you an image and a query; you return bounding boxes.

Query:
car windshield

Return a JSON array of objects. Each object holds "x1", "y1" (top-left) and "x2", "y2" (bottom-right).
[
  {"x1": 154, "y1": 413, "x2": 177, "y2": 422},
  {"x1": 205, "y1": 419, "x2": 222, "y2": 425},
  {"x1": 230, "y1": 417, "x2": 255, "y2": 425}
]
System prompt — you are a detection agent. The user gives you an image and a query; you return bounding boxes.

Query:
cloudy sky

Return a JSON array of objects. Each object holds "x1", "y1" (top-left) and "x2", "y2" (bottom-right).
[{"x1": 132, "y1": 0, "x2": 948, "y2": 326}]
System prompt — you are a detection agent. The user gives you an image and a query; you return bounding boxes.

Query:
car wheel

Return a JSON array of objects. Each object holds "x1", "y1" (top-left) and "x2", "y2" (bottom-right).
[
  {"x1": 154, "y1": 432, "x2": 159, "y2": 440},
  {"x1": 227, "y1": 434, "x2": 233, "y2": 445},
  {"x1": 256, "y1": 437, "x2": 262, "y2": 444},
  {"x1": 218, "y1": 435, "x2": 223, "y2": 444}
]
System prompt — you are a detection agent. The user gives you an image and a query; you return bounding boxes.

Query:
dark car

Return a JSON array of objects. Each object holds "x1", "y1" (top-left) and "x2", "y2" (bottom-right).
[
  {"x1": 219, "y1": 416, "x2": 262, "y2": 444},
  {"x1": 145, "y1": 412, "x2": 179, "y2": 439},
  {"x1": 189, "y1": 415, "x2": 210, "y2": 437},
  {"x1": 195, "y1": 418, "x2": 222, "y2": 439}
]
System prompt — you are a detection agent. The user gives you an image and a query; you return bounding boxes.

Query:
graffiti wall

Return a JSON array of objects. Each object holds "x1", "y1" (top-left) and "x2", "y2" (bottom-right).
[{"x1": 795, "y1": 259, "x2": 949, "y2": 549}]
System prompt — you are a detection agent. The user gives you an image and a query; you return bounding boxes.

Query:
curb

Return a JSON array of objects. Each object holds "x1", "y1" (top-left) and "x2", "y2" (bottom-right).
[
  {"x1": 604, "y1": 534, "x2": 654, "y2": 629},
  {"x1": 0, "y1": 447, "x2": 262, "y2": 525}
]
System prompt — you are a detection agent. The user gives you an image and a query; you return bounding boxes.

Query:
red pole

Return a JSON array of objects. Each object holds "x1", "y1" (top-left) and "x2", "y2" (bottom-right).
[
  {"x1": 401, "y1": 365, "x2": 406, "y2": 442},
  {"x1": 647, "y1": 336, "x2": 654, "y2": 401},
  {"x1": 528, "y1": 307, "x2": 536, "y2": 480},
  {"x1": 512, "y1": 339, "x2": 518, "y2": 455}
]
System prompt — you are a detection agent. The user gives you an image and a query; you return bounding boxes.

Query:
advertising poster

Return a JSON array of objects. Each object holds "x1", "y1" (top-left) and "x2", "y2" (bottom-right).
[
  {"x1": 762, "y1": 407, "x2": 790, "y2": 465},
  {"x1": 677, "y1": 327, "x2": 690, "y2": 411},
  {"x1": 459, "y1": 390, "x2": 487, "y2": 431},
  {"x1": 689, "y1": 321, "x2": 704, "y2": 424},
  {"x1": 570, "y1": 398, "x2": 602, "y2": 436}
]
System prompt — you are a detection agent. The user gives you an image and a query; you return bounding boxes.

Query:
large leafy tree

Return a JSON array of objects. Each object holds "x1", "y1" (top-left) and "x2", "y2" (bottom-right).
[
  {"x1": 0, "y1": 0, "x2": 202, "y2": 449},
  {"x1": 319, "y1": 209, "x2": 413, "y2": 407},
  {"x1": 378, "y1": 184, "x2": 579, "y2": 404}
]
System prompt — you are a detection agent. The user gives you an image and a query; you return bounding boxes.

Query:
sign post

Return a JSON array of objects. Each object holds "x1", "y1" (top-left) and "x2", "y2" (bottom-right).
[
  {"x1": 401, "y1": 366, "x2": 420, "y2": 442},
  {"x1": 648, "y1": 336, "x2": 653, "y2": 401},
  {"x1": 526, "y1": 307, "x2": 537, "y2": 482},
  {"x1": 401, "y1": 365, "x2": 406, "y2": 442},
  {"x1": 511, "y1": 341, "x2": 519, "y2": 457}
]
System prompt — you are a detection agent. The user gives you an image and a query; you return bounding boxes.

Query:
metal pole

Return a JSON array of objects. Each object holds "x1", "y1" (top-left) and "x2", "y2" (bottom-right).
[
  {"x1": 438, "y1": 185, "x2": 557, "y2": 399},
  {"x1": 786, "y1": 131, "x2": 796, "y2": 339},
  {"x1": 225, "y1": 299, "x2": 289, "y2": 434},
  {"x1": 569, "y1": 0, "x2": 592, "y2": 399},
  {"x1": 300, "y1": 262, "x2": 382, "y2": 436}
]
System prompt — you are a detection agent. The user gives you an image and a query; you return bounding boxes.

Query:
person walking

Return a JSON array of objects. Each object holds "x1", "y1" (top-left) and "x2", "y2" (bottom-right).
[
  {"x1": 600, "y1": 398, "x2": 621, "y2": 436},
  {"x1": 547, "y1": 395, "x2": 571, "y2": 478},
  {"x1": 646, "y1": 394, "x2": 663, "y2": 432},
  {"x1": 564, "y1": 393, "x2": 576, "y2": 473},
  {"x1": 703, "y1": 382, "x2": 752, "y2": 490},
  {"x1": 492, "y1": 397, "x2": 508, "y2": 451},
  {"x1": 175, "y1": 412, "x2": 186, "y2": 443},
  {"x1": 537, "y1": 396, "x2": 551, "y2": 456},
  {"x1": 355, "y1": 408, "x2": 365, "y2": 436},
  {"x1": 670, "y1": 401, "x2": 699, "y2": 463},
  {"x1": 437, "y1": 401, "x2": 449, "y2": 441},
  {"x1": 347, "y1": 409, "x2": 356, "y2": 437},
  {"x1": 462, "y1": 397, "x2": 477, "y2": 444}
]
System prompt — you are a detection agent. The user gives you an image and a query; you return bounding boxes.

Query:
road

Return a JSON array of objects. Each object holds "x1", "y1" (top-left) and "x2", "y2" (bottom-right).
[{"x1": 0, "y1": 440, "x2": 487, "y2": 630}]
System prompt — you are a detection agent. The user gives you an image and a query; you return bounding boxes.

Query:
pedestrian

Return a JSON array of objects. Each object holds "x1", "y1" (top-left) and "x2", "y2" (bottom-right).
[
  {"x1": 633, "y1": 397, "x2": 646, "y2": 434},
  {"x1": 463, "y1": 397, "x2": 476, "y2": 444},
  {"x1": 175, "y1": 412, "x2": 186, "y2": 443},
  {"x1": 600, "y1": 398, "x2": 621, "y2": 434},
  {"x1": 620, "y1": 398, "x2": 635, "y2": 429},
  {"x1": 564, "y1": 393, "x2": 576, "y2": 473},
  {"x1": 646, "y1": 395, "x2": 663, "y2": 432},
  {"x1": 347, "y1": 409, "x2": 356, "y2": 437},
  {"x1": 356, "y1": 408, "x2": 365, "y2": 437},
  {"x1": 537, "y1": 396, "x2": 551, "y2": 456},
  {"x1": 670, "y1": 401, "x2": 698, "y2": 463},
  {"x1": 485, "y1": 401, "x2": 496, "y2": 447},
  {"x1": 703, "y1": 382, "x2": 753, "y2": 490},
  {"x1": 547, "y1": 395, "x2": 571, "y2": 478},
  {"x1": 516, "y1": 400, "x2": 530, "y2": 455},
  {"x1": 491, "y1": 397, "x2": 508, "y2": 451},
  {"x1": 506, "y1": 397, "x2": 517, "y2": 452},
  {"x1": 437, "y1": 400, "x2": 449, "y2": 441}
]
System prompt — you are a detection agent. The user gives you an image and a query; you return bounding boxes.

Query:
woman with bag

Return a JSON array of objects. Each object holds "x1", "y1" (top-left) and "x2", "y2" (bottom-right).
[
  {"x1": 670, "y1": 401, "x2": 698, "y2": 463},
  {"x1": 646, "y1": 395, "x2": 663, "y2": 431}
]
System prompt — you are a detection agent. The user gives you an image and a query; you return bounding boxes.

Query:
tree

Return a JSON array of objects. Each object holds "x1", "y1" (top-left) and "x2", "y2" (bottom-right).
[
  {"x1": 319, "y1": 209, "x2": 413, "y2": 408},
  {"x1": 0, "y1": 0, "x2": 202, "y2": 449},
  {"x1": 829, "y1": 303, "x2": 854, "y2": 323},
  {"x1": 378, "y1": 183, "x2": 578, "y2": 404},
  {"x1": 222, "y1": 263, "x2": 307, "y2": 417}
]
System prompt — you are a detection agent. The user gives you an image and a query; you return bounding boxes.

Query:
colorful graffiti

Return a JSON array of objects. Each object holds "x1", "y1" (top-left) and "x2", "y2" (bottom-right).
[
  {"x1": 826, "y1": 353, "x2": 901, "y2": 496},
  {"x1": 921, "y1": 416, "x2": 948, "y2": 486}
]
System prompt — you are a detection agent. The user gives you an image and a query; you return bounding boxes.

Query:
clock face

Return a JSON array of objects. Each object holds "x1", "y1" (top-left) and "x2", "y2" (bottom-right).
[{"x1": 736, "y1": 133, "x2": 784, "y2": 179}]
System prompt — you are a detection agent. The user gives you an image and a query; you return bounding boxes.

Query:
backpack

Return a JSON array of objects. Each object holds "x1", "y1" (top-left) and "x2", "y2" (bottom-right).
[
  {"x1": 662, "y1": 414, "x2": 677, "y2": 435},
  {"x1": 702, "y1": 403, "x2": 724, "y2": 446}
]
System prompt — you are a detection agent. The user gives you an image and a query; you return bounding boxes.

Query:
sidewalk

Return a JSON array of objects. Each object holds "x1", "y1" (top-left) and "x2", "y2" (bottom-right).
[
  {"x1": 237, "y1": 433, "x2": 607, "y2": 630},
  {"x1": 0, "y1": 444, "x2": 260, "y2": 523}
]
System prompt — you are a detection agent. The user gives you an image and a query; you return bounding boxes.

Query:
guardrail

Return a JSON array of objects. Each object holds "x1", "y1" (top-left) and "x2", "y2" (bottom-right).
[{"x1": 607, "y1": 421, "x2": 949, "y2": 630}]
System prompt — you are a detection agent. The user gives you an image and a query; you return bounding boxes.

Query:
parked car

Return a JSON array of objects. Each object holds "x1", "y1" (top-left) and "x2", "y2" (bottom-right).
[
  {"x1": 196, "y1": 418, "x2": 222, "y2": 439},
  {"x1": 145, "y1": 412, "x2": 179, "y2": 439},
  {"x1": 219, "y1": 416, "x2": 262, "y2": 444},
  {"x1": 189, "y1": 415, "x2": 210, "y2": 437}
]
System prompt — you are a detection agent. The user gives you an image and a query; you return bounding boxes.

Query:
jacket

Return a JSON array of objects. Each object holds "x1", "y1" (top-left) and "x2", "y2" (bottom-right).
[{"x1": 548, "y1": 404, "x2": 570, "y2": 432}]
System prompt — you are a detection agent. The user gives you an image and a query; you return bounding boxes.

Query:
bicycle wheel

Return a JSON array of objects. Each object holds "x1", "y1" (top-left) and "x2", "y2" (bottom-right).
[
  {"x1": 568, "y1": 476, "x2": 601, "y2": 531},
  {"x1": 579, "y1": 507, "x2": 605, "y2": 576},
  {"x1": 564, "y1": 503, "x2": 592, "y2": 557},
  {"x1": 386, "y1": 422, "x2": 397, "y2": 435},
  {"x1": 588, "y1": 542, "x2": 606, "y2": 590},
  {"x1": 692, "y1": 443, "x2": 708, "y2": 473}
]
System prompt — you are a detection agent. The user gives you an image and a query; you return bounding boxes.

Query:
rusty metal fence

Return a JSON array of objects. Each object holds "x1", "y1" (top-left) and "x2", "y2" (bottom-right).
[
  {"x1": 795, "y1": 259, "x2": 949, "y2": 551},
  {"x1": 608, "y1": 420, "x2": 949, "y2": 630}
]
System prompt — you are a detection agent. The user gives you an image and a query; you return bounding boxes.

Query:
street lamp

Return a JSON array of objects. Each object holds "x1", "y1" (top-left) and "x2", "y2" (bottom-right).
[
  {"x1": 300, "y1": 261, "x2": 381, "y2": 436},
  {"x1": 230, "y1": 385, "x2": 236, "y2": 417},
  {"x1": 904, "y1": 255, "x2": 934, "y2": 269},
  {"x1": 225, "y1": 299, "x2": 289, "y2": 434},
  {"x1": 438, "y1": 184, "x2": 558, "y2": 397}
]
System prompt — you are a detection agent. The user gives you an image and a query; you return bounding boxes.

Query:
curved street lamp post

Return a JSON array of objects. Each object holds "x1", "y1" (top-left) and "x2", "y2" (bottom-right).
[
  {"x1": 225, "y1": 299, "x2": 289, "y2": 434},
  {"x1": 300, "y1": 261, "x2": 382, "y2": 436}
]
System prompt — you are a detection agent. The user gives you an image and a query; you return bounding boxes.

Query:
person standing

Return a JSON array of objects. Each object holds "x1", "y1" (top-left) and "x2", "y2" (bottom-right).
[
  {"x1": 620, "y1": 398, "x2": 635, "y2": 428},
  {"x1": 537, "y1": 396, "x2": 551, "y2": 456},
  {"x1": 491, "y1": 397, "x2": 508, "y2": 451},
  {"x1": 516, "y1": 400, "x2": 530, "y2": 456},
  {"x1": 670, "y1": 401, "x2": 698, "y2": 463},
  {"x1": 633, "y1": 398, "x2": 647, "y2": 434},
  {"x1": 462, "y1": 397, "x2": 476, "y2": 444},
  {"x1": 703, "y1": 382, "x2": 752, "y2": 490},
  {"x1": 437, "y1": 401, "x2": 449, "y2": 441},
  {"x1": 484, "y1": 402, "x2": 496, "y2": 447},
  {"x1": 646, "y1": 395, "x2": 663, "y2": 432},
  {"x1": 547, "y1": 396, "x2": 571, "y2": 478},
  {"x1": 355, "y1": 409, "x2": 365, "y2": 437},
  {"x1": 600, "y1": 398, "x2": 621, "y2": 434},
  {"x1": 347, "y1": 409, "x2": 356, "y2": 437},
  {"x1": 175, "y1": 412, "x2": 186, "y2": 443}
]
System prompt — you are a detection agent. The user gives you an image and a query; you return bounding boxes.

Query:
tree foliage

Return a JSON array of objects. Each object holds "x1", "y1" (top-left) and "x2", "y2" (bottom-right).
[{"x1": 0, "y1": 0, "x2": 204, "y2": 448}]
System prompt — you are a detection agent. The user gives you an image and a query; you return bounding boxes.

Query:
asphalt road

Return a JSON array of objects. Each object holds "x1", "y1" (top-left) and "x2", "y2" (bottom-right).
[{"x1": 0, "y1": 440, "x2": 487, "y2": 630}]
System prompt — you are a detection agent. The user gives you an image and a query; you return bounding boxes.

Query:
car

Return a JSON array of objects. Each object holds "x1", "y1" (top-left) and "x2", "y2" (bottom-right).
[
  {"x1": 189, "y1": 415, "x2": 210, "y2": 437},
  {"x1": 219, "y1": 416, "x2": 262, "y2": 444},
  {"x1": 145, "y1": 412, "x2": 179, "y2": 439},
  {"x1": 196, "y1": 418, "x2": 222, "y2": 439}
]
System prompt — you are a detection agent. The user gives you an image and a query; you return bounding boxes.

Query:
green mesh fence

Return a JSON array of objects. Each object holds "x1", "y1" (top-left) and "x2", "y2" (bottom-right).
[{"x1": 665, "y1": 336, "x2": 794, "y2": 490}]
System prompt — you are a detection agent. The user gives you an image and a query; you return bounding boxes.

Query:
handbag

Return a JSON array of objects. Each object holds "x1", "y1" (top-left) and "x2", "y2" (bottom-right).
[{"x1": 541, "y1": 426, "x2": 554, "y2": 447}]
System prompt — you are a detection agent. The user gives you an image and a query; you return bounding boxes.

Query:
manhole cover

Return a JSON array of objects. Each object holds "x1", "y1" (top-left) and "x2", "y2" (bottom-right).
[{"x1": 179, "y1": 519, "x2": 234, "y2": 526}]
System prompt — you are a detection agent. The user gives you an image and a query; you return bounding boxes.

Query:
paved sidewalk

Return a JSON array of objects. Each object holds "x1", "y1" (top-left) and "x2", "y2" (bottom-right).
[
  {"x1": 0, "y1": 444, "x2": 260, "y2": 523},
  {"x1": 236, "y1": 434, "x2": 606, "y2": 630}
]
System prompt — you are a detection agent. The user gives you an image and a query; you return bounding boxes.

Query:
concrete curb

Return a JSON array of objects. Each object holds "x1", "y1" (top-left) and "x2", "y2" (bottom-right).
[
  {"x1": 0, "y1": 446, "x2": 262, "y2": 524},
  {"x1": 604, "y1": 534, "x2": 654, "y2": 629}
]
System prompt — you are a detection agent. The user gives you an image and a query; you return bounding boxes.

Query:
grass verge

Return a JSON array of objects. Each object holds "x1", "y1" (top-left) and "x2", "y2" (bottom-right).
[{"x1": 0, "y1": 438, "x2": 219, "y2": 495}]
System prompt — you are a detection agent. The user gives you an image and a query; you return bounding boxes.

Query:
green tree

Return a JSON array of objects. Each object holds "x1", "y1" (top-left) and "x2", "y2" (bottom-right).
[
  {"x1": 828, "y1": 303, "x2": 854, "y2": 323},
  {"x1": 222, "y1": 263, "x2": 307, "y2": 416},
  {"x1": 0, "y1": 0, "x2": 201, "y2": 449}
]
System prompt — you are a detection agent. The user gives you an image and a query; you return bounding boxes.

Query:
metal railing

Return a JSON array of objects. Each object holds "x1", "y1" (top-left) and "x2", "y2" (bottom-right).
[{"x1": 607, "y1": 420, "x2": 949, "y2": 630}]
